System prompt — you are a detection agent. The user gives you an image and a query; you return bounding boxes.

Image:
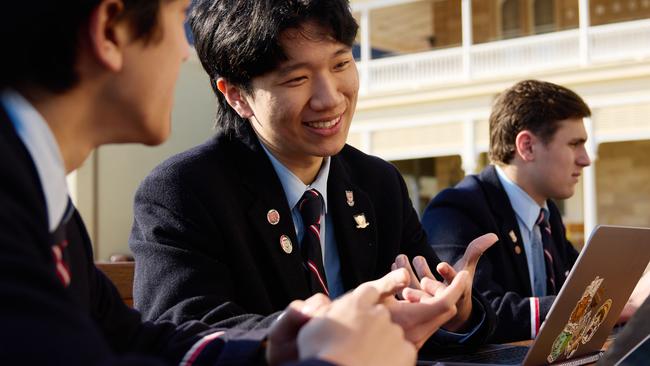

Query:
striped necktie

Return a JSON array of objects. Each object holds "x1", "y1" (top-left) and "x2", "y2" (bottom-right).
[
  {"x1": 537, "y1": 208, "x2": 557, "y2": 295},
  {"x1": 297, "y1": 189, "x2": 329, "y2": 296}
]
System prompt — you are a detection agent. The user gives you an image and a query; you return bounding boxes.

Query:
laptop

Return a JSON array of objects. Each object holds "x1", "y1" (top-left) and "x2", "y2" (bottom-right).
[
  {"x1": 597, "y1": 294, "x2": 650, "y2": 366},
  {"x1": 419, "y1": 225, "x2": 650, "y2": 366}
]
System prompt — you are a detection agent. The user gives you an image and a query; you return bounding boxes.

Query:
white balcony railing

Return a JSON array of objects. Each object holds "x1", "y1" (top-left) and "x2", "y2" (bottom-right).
[{"x1": 359, "y1": 19, "x2": 650, "y2": 95}]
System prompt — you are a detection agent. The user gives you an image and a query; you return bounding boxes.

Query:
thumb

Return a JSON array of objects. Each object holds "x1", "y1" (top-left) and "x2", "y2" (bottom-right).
[{"x1": 456, "y1": 233, "x2": 498, "y2": 274}]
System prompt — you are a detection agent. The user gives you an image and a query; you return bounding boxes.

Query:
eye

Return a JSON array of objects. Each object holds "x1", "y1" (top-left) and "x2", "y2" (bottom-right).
[
  {"x1": 282, "y1": 76, "x2": 307, "y2": 86},
  {"x1": 334, "y1": 60, "x2": 351, "y2": 71}
]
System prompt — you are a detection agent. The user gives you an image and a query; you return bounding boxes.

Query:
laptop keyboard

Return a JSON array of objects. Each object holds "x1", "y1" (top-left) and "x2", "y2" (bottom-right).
[{"x1": 435, "y1": 345, "x2": 529, "y2": 364}]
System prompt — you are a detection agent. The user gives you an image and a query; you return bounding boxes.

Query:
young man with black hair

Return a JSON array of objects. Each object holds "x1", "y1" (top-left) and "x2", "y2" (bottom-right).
[
  {"x1": 422, "y1": 80, "x2": 591, "y2": 343},
  {"x1": 130, "y1": 0, "x2": 497, "y2": 352},
  {"x1": 0, "y1": 0, "x2": 418, "y2": 364}
]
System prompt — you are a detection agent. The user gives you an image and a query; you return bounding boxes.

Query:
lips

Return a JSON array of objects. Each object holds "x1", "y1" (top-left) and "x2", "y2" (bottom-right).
[{"x1": 304, "y1": 115, "x2": 341, "y2": 129}]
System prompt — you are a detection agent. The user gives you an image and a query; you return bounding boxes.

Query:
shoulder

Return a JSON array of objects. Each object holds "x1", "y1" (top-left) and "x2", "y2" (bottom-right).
[
  {"x1": 135, "y1": 134, "x2": 241, "y2": 212},
  {"x1": 431, "y1": 173, "x2": 486, "y2": 209}
]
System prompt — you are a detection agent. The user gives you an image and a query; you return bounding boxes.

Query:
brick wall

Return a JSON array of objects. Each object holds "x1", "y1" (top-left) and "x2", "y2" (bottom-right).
[{"x1": 596, "y1": 140, "x2": 650, "y2": 227}]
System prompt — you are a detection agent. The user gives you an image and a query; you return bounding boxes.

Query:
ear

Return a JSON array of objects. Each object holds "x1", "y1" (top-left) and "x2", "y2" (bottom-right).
[
  {"x1": 216, "y1": 78, "x2": 254, "y2": 118},
  {"x1": 514, "y1": 130, "x2": 537, "y2": 162},
  {"x1": 87, "y1": 0, "x2": 130, "y2": 72}
]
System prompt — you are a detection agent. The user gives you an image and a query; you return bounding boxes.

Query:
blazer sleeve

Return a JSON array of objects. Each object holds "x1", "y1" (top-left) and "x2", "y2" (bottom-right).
[{"x1": 422, "y1": 200, "x2": 555, "y2": 343}]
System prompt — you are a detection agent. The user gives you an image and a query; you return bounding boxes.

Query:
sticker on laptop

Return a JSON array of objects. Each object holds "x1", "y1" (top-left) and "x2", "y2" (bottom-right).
[{"x1": 547, "y1": 276, "x2": 613, "y2": 363}]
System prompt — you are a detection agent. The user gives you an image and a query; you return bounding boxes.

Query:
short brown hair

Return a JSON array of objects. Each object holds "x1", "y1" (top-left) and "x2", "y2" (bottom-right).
[{"x1": 489, "y1": 79, "x2": 591, "y2": 164}]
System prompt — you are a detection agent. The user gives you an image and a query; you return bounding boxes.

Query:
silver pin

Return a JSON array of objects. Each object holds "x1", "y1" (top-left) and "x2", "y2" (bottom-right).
[
  {"x1": 509, "y1": 230, "x2": 518, "y2": 243},
  {"x1": 279, "y1": 235, "x2": 293, "y2": 254},
  {"x1": 267, "y1": 209, "x2": 280, "y2": 225},
  {"x1": 353, "y1": 213, "x2": 370, "y2": 229},
  {"x1": 345, "y1": 190, "x2": 355, "y2": 207}
]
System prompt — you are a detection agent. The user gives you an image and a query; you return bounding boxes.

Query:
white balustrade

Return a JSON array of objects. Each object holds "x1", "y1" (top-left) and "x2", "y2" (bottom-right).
[{"x1": 359, "y1": 19, "x2": 650, "y2": 95}]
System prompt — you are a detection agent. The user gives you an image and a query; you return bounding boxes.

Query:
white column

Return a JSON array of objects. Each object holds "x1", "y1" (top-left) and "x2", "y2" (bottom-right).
[
  {"x1": 583, "y1": 117, "x2": 598, "y2": 238},
  {"x1": 359, "y1": 8, "x2": 371, "y2": 95},
  {"x1": 578, "y1": 0, "x2": 590, "y2": 66},
  {"x1": 461, "y1": 0, "x2": 473, "y2": 79},
  {"x1": 461, "y1": 118, "x2": 477, "y2": 175}
]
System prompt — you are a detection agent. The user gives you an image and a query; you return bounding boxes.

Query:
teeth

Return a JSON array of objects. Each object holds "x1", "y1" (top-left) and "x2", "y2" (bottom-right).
[{"x1": 306, "y1": 117, "x2": 339, "y2": 129}]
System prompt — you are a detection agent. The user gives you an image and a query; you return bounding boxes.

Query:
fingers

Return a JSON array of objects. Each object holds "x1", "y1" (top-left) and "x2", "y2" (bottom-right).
[
  {"x1": 436, "y1": 262, "x2": 457, "y2": 284},
  {"x1": 456, "y1": 233, "x2": 498, "y2": 274},
  {"x1": 413, "y1": 256, "x2": 436, "y2": 281},
  {"x1": 440, "y1": 270, "x2": 469, "y2": 302},
  {"x1": 301, "y1": 293, "x2": 332, "y2": 317},
  {"x1": 420, "y1": 276, "x2": 447, "y2": 297},
  {"x1": 393, "y1": 254, "x2": 421, "y2": 289},
  {"x1": 349, "y1": 282, "x2": 382, "y2": 309},
  {"x1": 361, "y1": 268, "x2": 410, "y2": 301}
]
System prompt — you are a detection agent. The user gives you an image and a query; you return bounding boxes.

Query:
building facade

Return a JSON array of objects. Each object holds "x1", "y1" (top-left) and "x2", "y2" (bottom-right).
[{"x1": 349, "y1": 0, "x2": 650, "y2": 246}]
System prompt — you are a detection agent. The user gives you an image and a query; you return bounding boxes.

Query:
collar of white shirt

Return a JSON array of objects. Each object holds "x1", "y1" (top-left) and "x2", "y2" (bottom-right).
[
  {"x1": 1, "y1": 89, "x2": 69, "y2": 232},
  {"x1": 259, "y1": 142, "x2": 330, "y2": 213}
]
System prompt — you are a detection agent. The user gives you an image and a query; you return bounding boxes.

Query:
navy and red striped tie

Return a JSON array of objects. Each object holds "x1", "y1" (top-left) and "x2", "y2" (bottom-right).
[
  {"x1": 297, "y1": 189, "x2": 329, "y2": 296},
  {"x1": 537, "y1": 209, "x2": 557, "y2": 295}
]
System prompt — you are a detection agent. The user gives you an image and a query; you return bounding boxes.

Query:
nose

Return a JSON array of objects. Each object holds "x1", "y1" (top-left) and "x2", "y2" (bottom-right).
[
  {"x1": 310, "y1": 73, "x2": 344, "y2": 112},
  {"x1": 577, "y1": 145, "x2": 591, "y2": 167}
]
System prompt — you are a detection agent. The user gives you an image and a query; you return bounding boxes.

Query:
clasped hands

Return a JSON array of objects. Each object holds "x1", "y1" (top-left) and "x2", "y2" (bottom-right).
[{"x1": 266, "y1": 233, "x2": 497, "y2": 366}]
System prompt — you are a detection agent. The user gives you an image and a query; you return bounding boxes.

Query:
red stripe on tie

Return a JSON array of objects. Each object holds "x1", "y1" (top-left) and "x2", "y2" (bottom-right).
[
  {"x1": 544, "y1": 249, "x2": 553, "y2": 265},
  {"x1": 307, "y1": 260, "x2": 329, "y2": 296},
  {"x1": 51, "y1": 241, "x2": 71, "y2": 287},
  {"x1": 534, "y1": 297, "x2": 540, "y2": 336},
  {"x1": 180, "y1": 331, "x2": 225, "y2": 366},
  {"x1": 309, "y1": 224, "x2": 320, "y2": 238}
]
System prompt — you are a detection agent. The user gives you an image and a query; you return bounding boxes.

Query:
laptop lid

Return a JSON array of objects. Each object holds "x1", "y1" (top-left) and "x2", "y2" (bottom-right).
[
  {"x1": 597, "y1": 294, "x2": 650, "y2": 365},
  {"x1": 523, "y1": 225, "x2": 650, "y2": 365}
]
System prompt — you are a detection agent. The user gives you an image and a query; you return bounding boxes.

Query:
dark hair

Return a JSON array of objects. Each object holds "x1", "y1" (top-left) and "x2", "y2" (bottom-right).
[
  {"x1": 189, "y1": 0, "x2": 358, "y2": 136},
  {"x1": 0, "y1": 0, "x2": 170, "y2": 93},
  {"x1": 489, "y1": 79, "x2": 591, "y2": 164}
]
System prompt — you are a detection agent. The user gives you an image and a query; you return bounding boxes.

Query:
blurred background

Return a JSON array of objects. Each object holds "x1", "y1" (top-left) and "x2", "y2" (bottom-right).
[{"x1": 69, "y1": 0, "x2": 650, "y2": 260}]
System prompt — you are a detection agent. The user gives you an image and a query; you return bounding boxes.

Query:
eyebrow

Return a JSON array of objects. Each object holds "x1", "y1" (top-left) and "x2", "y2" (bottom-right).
[{"x1": 276, "y1": 46, "x2": 352, "y2": 77}]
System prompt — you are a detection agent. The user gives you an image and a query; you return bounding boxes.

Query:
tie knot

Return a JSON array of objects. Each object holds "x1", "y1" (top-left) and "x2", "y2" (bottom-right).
[
  {"x1": 536, "y1": 208, "x2": 550, "y2": 228},
  {"x1": 298, "y1": 189, "x2": 322, "y2": 225}
]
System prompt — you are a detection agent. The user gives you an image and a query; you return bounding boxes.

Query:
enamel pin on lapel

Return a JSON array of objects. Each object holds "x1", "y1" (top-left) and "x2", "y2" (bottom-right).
[
  {"x1": 514, "y1": 245, "x2": 522, "y2": 255},
  {"x1": 353, "y1": 213, "x2": 369, "y2": 229},
  {"x1": 345, "y1": 190, "x2": 355, "y2": 207},
  {"x1": 509, "y1": 230, "x2": 518, "y2": 243},
  {"x1": 279, "y1": 235, "x2": 293, "y2": 254},
  {"x1": 267, "y1": 209, "x2": 280, "y2": 225}
]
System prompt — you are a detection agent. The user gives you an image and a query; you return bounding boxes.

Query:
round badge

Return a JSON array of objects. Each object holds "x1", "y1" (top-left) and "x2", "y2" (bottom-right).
[
  {"x1": 279, "y1": 235, "x2": 293, "y2": 254},
  {"x1": 514, "y1": 245, "x2": 522, "y2": 255},
  {"x1": 267, "y1": 209, "x2": 280, "y2": 225}
]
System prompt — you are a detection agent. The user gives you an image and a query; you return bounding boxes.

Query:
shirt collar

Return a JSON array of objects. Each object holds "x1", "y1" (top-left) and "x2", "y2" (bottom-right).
[
  {"x1": 259, "y1": 142, "x2": 330, "y2": 214},
  {"x1": 494, "y1": 164, "x2": 547, "y2": 232},
  {"x1": 1, "y1": 89, "x2": 69, "y2": 232}
]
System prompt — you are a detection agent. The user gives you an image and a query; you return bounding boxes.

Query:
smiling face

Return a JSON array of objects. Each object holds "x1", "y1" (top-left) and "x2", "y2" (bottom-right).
[
  {"x1": 237, "y1": 22, "x2": 358, "y2": 176},
  {"x1": 526, "y1": 118, "x2": 591, "y2": 202}
]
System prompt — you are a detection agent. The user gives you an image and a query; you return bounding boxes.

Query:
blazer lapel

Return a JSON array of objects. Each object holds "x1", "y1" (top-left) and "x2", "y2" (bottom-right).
[
  {"x1": 328, "y1": 155, "x2": 378, "y2": 290},
  {"x1": 231, "y1": 127, "x2": 312, "y2": 300},
  {"x1": 480, "y1": 166, "x2": 532, "y2": 296}
]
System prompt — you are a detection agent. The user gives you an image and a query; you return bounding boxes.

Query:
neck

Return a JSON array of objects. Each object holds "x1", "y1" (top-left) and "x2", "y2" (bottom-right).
[
  {"x1": 266, "y1": 146, "x2": 323, "y2": 185},
  {"x1": 20, "y1": 86, "x2": 102, "y2": 174},
  {"x1": 499, "y1": 163, "x2": 547, "y2": 206}
]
